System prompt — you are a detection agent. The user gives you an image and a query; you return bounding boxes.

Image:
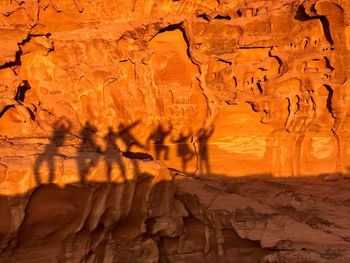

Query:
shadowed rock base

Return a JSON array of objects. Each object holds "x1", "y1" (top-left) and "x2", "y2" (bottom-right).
[
  {"x1": 1, "y1": 0, "x2": 350, "y2": 262},
  {"x1": 0, "y1": 171, "x2": 350, "y2": 262}
]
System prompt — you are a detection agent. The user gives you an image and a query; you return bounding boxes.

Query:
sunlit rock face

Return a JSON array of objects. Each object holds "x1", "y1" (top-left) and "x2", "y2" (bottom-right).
[{"x1": 1, "y1": 0, "x2": 350, "y2": 262}]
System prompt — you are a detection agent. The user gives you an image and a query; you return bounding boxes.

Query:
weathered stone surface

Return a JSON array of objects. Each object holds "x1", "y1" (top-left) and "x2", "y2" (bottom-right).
[
  {"x1": 1, "y1": 0, "x2": 350, "y2": 262},
  {"x1": 2, "y1": 0, "x2": 350, "y2": 177}
]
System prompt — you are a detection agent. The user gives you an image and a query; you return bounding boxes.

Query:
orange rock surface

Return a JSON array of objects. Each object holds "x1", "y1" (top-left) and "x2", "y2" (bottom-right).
[{"x1": 1, "y1": 0, "x2": 350, "y2": 262}]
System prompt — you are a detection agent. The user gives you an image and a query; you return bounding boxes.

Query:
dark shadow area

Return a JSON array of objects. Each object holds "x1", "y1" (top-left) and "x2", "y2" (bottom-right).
[
  {"x1": 150, "y1": 22, "x2": 192, "y2": 60},
  {"x1": 104, "y1": 127, "x2": 126, "y2": 181},
  {"x1": 25, "y1": 120, "x2": 350, "y2": 263},
  {"x1": 77, "y1": 122, "x2": 101, "y2": 184},
  {"x1": 214, "y1": 15, "x2": 231, "y2": 20},
  {"x1": 294, "y1": 5, "x2": 311, "y2": 21},
  {"x1": 324, "y1": 84, "x2": 334, "y2": 114},
  {"x1": 324, "y1": 56, "x2": 335, "y2": 72},
  {"x1": 173, "y1": 132, "x2": 195, "y2": 174},
  {"x1": 0, "y1": 48, "x2": 22, "y2": 69},
  {"x1": 14, "y1": 80, "x2": 36, "y2": 121},
  {"x1": 34, "y1": 120, "x2": 153, "y2": 185},
  {"x1": 147, "y1": 123, "x2": 172, "y2": 160},
  {"x1": 294, "y1": 5, "x2": 334, "y2": 46},
  {"x1": 159, "y1": 217, "x2": 272, "y2": 262},
  {"x1": 34, "y1": 119, "x2": 349, "y2": 186},
  {"x1": 0, "y1": 177, "x2": 174, "y2": 262},
  {"x1": 15, "y1": 80, "x2": 31, "y2": 102},
  {"x1": 196, "y1": 13, "x2": 210, "y2": 22},
  {"x1": 122, "y1": 151, "x2": 153, "y2": 160},
  {"x1": 34, "y1": 118, "x2": 72, "y2": 184},
  {"x1": 0, "y1": 105, "x2": 15, "y2": 118},
  {"x1": 117, "y1": 121, "x2": 145, "y2": 152},
  {"x1": 196, "y1": 127, "x2": 214, "y2": 176},
  {"x1": 1, "y1": 172, "x2": 349, "y2": 262},
  {"x1": 318, "y1": 16, "x2": 334, "y2": 46}
]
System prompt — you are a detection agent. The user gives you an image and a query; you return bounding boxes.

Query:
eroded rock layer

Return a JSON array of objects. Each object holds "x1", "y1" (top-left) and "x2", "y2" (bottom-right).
[{"x1": 1, "y1": 0, "x2": 350, "y2": 262}]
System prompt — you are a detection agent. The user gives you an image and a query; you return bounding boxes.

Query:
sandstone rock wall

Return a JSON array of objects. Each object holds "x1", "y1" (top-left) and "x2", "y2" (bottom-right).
[
  {"x1": 1, "y1": 0, "x2": 350, "y2": 177},
  {"x1": 1, "y1": 0, "x2": 350, "y2": 262}
]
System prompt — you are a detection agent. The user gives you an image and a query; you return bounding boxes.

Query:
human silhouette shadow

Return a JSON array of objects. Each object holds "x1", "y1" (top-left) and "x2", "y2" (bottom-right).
[
  {"x1": 174, "y1": 132, "x2": 195, "y2": 174},
  {"x1": 147, "y1": 123, "x2": 172, "y2": 160},
  {"x1": 34, "y1": 118, "x2": 72, "y2": 184},
  {"x1": 77, "y1": 122, "x2": 101, "y2": 184},
  {"x1": 104, "y1": 127, "x2": 126, "y2": 181},
  {"x1": 117, "y1": 121, "x2": 145, "y2": 152},
  {"x1": 197, "y1": 127, "x2": 214, "y2": 176}
]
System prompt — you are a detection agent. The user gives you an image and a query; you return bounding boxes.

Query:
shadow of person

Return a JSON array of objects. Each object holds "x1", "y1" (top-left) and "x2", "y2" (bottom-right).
[
  {"x1": 117, "y1": 121, "x2": 144, "y2": 152},
  {"x1": 147, "y1": 122, "x2": 172, "y2": 160},
  {"x1": 174, "y1": 132, "x2": 195, "y2": 174},
  {"x1": 77, "y1": 122, "x2": 101, "y2": 184},
  {"x1": 34, "y1": 118, "x2": 72, "y2": 184},
  {"x1": 104, "y1": 127, "x2": 126, "y2": 181},
  {"x1": 197, "y1": 127, "x2": 214, "y2": 176}
]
